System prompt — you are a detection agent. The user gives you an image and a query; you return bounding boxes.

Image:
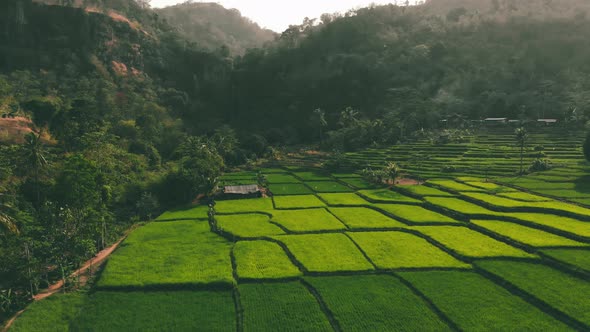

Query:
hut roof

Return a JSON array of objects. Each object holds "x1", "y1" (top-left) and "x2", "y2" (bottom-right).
[{"x1": 224, "y1": 184, "x2": 260, "y2": 195}]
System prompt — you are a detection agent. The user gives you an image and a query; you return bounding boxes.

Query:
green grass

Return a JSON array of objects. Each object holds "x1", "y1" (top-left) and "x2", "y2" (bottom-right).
[
  {"x1": 374, "y1": 204, "x2": 460, "y2": 224},
  {"x1": 156, "y1": 205, "x2": 208, "y2": 221},
  {"x1": 305, "y1": 181, "x2": 354, "y2": 193},
  {"x1": 216, "y1": 214, "x2": 285, "y2": 237},
  {"x1": 415, "y1": 226, "x2": 535, "y2": 258},
  {"x1": 271, "y1": 208, "x2": 347, "y2": 232},
  {"x1": 265, "y1": 173, "x2": 301, "y2": 183},
  {"x1": 540, "y1": 248, "x2": 590, "y2": 272},
  {"x1": 273, "y1": 195, "x2": 326, "y2": 209},
  {"x1": 328, "y1": 207, "x2": 407, "y2": 229},
  {"x1": 215, "y1": 198, "x2": 274, "y2": 213},
  {"x1": 471, "y1": 220, "x2": 587, "y2": 247},
  {"x1": 233, "y1": 241, "x2": 302, "y2": 279},
  {"x1": 11, "y1": 292, "x2": 86, "y2": 332},
  {"x1": 316, "y1": 193, "x2": 369, "y2": 205},
  {"x1": 465, "y1": 181, "x2": 512, "y2": 191},
  {"x1": 240, "y1": 282, "x2": 332, "y2": 332},
  {"x1": 268, "y1": 183, "x2": 313, "y2": 195},
  {"x1": 358, "y1": 189, "x2": 421, "y2": 203},
  {"x1": 274, "y1": 234, "x2": 374, "y2": 272},
  {"x1": 97, "y1": 221, "x2": 234, "y2": 288},
  {"x1": 338, "y1": 177, "x2": 375, "y2": 189},
  {"x1": 477, "y1": 260, "x2": 590, "y2": 325},
  {"x1": 349, "y1": 231, "x2": 469, "y2": 269},
  {"x1": 399, "y1": 185, "x2": 454, "y2": 197},
  {"x1": 306, "y1": 275, "x2": 451, "y2": 331},
  {"x1": 399, "y1": 271, "x2": 570, "y2": 331},
  {"x1": 293, "y1": 171, "x2": 333, "y2": 181},
  {"x1": 70, "y1": 291, "x2": 235, "y2": 331},
  {"x1": 498, "y1": 191, "x2": 553, "y2": 202},
  {"x1": 428, "y1": 180, "x2": 484, "y2": 192}
]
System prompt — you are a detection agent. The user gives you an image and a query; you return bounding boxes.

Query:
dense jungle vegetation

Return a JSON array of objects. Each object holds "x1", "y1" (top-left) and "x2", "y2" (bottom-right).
[{"x1": 2, "y1": 0, "x2": 590, "y2": 320}]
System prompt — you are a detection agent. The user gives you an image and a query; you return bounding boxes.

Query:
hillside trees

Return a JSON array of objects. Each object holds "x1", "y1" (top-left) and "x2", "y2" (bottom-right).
[{"x1": 584, "y1": 131, "x2": 590, "y2": 162}]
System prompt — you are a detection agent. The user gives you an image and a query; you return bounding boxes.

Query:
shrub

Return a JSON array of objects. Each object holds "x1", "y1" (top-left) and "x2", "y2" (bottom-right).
[{"x1": 528, "y1": 159, "x2": 553, "y2": 173}]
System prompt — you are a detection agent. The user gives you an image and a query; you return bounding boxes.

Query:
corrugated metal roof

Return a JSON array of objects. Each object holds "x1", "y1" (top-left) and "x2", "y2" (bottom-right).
[
  {"x1": 224, "y1": 184, "x2": 259, "y2": 194},
  {"x1": 484, "y1": 118, "x2": 507, "y2": 121}
]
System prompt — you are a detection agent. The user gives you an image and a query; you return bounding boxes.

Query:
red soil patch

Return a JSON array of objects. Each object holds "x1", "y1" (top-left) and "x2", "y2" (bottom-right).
[{"x1": 396, "y1": 178, "x2": 423, "y2": 186}]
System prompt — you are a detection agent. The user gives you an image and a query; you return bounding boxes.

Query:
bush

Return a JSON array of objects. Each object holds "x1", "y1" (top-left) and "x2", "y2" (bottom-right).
[{"x1": 528, "y1": 159, "x2": 553, "y2": 173}]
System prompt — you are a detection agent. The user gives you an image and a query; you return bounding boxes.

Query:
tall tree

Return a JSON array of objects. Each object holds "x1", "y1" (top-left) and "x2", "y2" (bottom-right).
[
  {"x1": 21, "y1": 133, "x2": 47, "y2": 205},
  {"x1": 312, "y1": 108, "x2": 328, "y2": 146},
  {"x1": 515, "y1": 127, "x2": 528, "y2": 174}
]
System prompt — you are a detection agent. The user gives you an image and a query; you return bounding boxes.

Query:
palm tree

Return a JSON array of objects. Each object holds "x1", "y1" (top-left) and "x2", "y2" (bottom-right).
[
  {"x1": 339, "y1": 107, "x2": 359, "y2": 128},
  {"x1": 384, "y1": 162, "x2": 401, "y2": 186},
  {"x1": 515, "y1": 127, "x2": 528, "y2": 174},
  {"x1": 22, "y1": 133, "x2": 48, "y2": 205},
  {"x1": 0, "y1": 201, "x2": 19, "y2": 235}
]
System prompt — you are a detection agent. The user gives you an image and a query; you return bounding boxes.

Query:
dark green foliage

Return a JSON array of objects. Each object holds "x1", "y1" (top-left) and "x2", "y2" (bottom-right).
[{"x1": 584, "y1": 132, "x2": 590, "y2": 162}]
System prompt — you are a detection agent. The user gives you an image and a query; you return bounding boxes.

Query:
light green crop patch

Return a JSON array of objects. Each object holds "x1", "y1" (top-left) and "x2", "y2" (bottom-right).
[
  {"x1": 328, "y1": 207, "x2": 407, "y2": 229},
  {"x1": 293, "y1": 171, "x2": 333, "y2": 181},
  {"x1": 317, "y1": 193, "x2": 369, "y2": 206},
  {"x1": 156, "y1": 205, "x2": 208, "y2": 221},
  {"x1": 234, "y1": 241, "x2": 302, "y2": 279},
  {"x1": 400, "y1": 185, "x2": 454, "y2": 197},
  {"x1": 240, "y1": 282, "x2": 332, "y2": 332},
  {"x1": 216, "y1": 214, "x2": 285, "y2": 237},
  {"x1": 273, "y1": 233, "x2": 374, "y2": 272},
  {"x1": 97, "y1": 221, "x2": 234, "y2": 288},
  {"x1": 265, "y1": 173, "x2": 302, "y2": 183},
  {"x1": 498, "y1": 191, "x2": 553, "y2": 202},
  {"x1": 505, "y1": 212, "x2": 590, "y2": 238},
  {"x1": 306, "y1": 275, "x2": 452, "y2": 331},
  {"x1": 273, "y1": 195, "x2": 326, "y2": 209},
  {"x1": 10, "y1": 292, "x2": 86, "y2": 332},
  {"x1": 358, "y1": 189, "x2": 421, "y2": 203},
  {"x1": 477, "y1": 260, "x2": 590, "y2": 326},
  {"x1": 463, "y1": 192, "x2": 590, "y2": 216},
  {"x1": 374, "y1": 204, "x2": 460, "y2": 223},
  {"x1": 215, "y1": 198, "x2": 274, "y2": 213},
  {"x1": 399, "y1": 271, "x2": 569, "y2": 331},
  {"x1": 472, "y1": 220, "x2": 587, "y2": 247},
  {"x1": 425, "y1": 197, "x2": 502, "y2": 216},
  {"x1": 271, "y1": 208, "x2": 346, "y2": 232},
  {"x1": 348, "y1": 231, "x2": 469, "y2": 269},
  {"x1": 338, "y1": 177, "x2": 375, "y2": 189},
  {"x1": 428, "y1": 180, "x2": 485, "y2": 192},
  {"x1": 415, "y1": 226, "x2": 535, "y2": 258}
]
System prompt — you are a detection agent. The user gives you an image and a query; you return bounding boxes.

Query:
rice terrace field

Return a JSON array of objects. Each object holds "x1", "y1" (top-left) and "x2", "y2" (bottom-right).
[{"x1": 10, "y1": 129, "x2": 590, "y2": 331}]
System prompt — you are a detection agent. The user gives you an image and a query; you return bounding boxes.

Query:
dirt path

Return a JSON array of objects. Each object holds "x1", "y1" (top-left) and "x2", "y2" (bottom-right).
[{"x1": 2, "y1": 235, "x2": 127, "y2": 332}]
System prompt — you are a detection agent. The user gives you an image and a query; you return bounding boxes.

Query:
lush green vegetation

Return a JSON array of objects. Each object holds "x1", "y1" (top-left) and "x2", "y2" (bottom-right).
[
  {"x1": 328, "y1": 207, "x2": 406, "y2": 229},
  {"x1": 273, "y1": 234, "x2": 373, "y2": 272},
  {"x1": 72, "y1": 291, "x2": 235, "y2": 331},
  {"x1": 349, "y1": 231, "x2": 469, "y2": 269},
  {"x1": 399, "y1": 271, "x2": 570, "y2": 331},
  {"x1": 316, "y1": 193, "x2": 369, "y2": 206},
  {"x1": 97, "y1": 221, "x2": 234, "y2": 288},
  {"x1": 271, "y1": 209, "x2": 346, "y2": 232},
  {"x1": 399, "y1": 185, "x2": 454, "y2": 197},
  {"x1": 541, "y1": 249, "x2": 590, "y2": 272},
  {"x1": 415, "y1": 226, "x2": 535, "y2": 258},
  {"x1": 472, "y1": 220, "x2": 587, "y2": 247},
  {"x1": 305, "y1": 181, "x2": 353, "y2": 193},
  {"x1": 477, "y1": 260, "x2": 590, "y2": 325},
  {"x1": 10, "y1": 293, "x2": 85, "y2": 332},
  {"x1": 273, "y1": 195, "x2": 326, "y2": 209},
  {"x1": 216, "y1": 214, "x2": 285, "y2": 238},
  {"x1": 307, "y1": 275, "x2": 451, "y2": 331},
  {"x1": 239, "y1": 282, "x2": 332, "y2": 332},
  {"x1": 233, "y1": 241, "x2": 302, "y2": 279},
  {"x1": 155, "y1": 205, "x2": 208, "y2": 221},
  {"x1": 216, "y1": 198, "x2": 274, "y2": 213},
  {"x1": 374, "y1": 204, "x2": 460, "y2": 224},
  {"x1": 268, "y1": 183, "x2": 313, "y2": 195}
]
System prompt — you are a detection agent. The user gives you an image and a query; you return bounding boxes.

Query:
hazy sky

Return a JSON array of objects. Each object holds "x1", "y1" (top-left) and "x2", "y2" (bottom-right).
[{"x1": 150, "y1": 1, "x2": 396, "y2": 32}]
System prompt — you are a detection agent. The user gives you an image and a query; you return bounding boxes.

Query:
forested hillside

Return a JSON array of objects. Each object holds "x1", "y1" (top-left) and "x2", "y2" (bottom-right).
[
  {"x1": 156, "y1": 2, "x2": 276, "y2": 55},
  {"x1": 2, "y1": 0, "x2": 590, "y2": 323}
]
